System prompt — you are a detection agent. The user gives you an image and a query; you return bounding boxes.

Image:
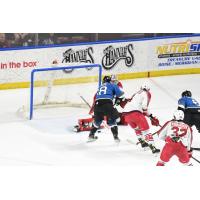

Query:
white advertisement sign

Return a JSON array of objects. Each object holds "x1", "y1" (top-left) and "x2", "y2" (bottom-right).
[{"x1": 0, "y1": 35, "x2": 200, "y2": 84}]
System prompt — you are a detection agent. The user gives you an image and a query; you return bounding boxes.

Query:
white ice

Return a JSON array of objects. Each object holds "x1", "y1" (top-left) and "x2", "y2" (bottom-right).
[{"x1": 0, "y1": 74, "x2": 200, "y2": 166}]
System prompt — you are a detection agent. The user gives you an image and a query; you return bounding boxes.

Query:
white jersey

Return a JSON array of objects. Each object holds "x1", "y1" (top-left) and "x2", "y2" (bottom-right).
[
  {"x1": 123, "y1": 89, "x2": 151, "y2": 113},
  {"x1": 158, "y1": 120, "x2": 193, "y2": 150}
]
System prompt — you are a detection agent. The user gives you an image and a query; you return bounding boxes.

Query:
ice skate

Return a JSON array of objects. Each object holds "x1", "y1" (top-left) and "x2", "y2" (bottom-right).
[
  {"x1": 149, "y1": 144, "x2": 160, "y2": 154},
  {"x1": 111, "y1": 126, "x2": 120, "y2": 143},
  {"x1": 138, "y1": 138, "x2": 149, "y2": 148},
  {"x1": 87, "y1": 134, "x2": 98, "y2": 143},
  {"x1": 114, "y1": 136, "x2": 120, "y2": 143}
]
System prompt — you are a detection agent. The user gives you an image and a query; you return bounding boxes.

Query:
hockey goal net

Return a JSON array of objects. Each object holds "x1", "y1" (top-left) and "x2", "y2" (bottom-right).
[{"x1": 19, "y1": 64, "x2": 102, "y2": 120}]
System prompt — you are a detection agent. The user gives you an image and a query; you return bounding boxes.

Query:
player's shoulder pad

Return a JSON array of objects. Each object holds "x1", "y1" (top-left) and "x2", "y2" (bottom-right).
[{"x1": 178, "y1": 97, "x2": 186, "y2": 103}]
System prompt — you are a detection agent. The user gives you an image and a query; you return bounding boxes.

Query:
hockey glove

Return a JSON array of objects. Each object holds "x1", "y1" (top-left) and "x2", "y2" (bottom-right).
[
  {"x1": 115, "y1": 98, "x2": 131, "y2": 108},
  {"x1": 120, "y1": 98, "x2": 131, "y2": 108},
  {"x1": 115, "y1": 97, "x2": 122, "y2": 106},
  {"x1": 149, "y1": 114, "x2": 160, "y2": 126}
]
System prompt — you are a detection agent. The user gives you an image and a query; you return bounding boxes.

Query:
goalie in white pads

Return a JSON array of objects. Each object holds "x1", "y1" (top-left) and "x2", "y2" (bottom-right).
[{"x1": 156, "y1": 110, "x2": 193, "y2": 166}]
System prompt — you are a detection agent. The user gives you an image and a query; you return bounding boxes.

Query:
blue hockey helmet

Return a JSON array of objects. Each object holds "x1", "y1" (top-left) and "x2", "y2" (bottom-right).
[
  {"x1": 182, "y1": 90, "x2": 192, "y2": 97},
  {"x1": 103, "y1": 75, "x2": 111, "y2": 83}
]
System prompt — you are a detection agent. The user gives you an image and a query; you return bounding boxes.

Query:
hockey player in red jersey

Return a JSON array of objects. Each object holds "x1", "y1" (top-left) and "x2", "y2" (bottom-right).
[
  {"x1": 123, "y1": 82, "x2": 160, "y2": 154},
  {"x1": 156, "y1": 110, "x2": 193, "y2": 166}
]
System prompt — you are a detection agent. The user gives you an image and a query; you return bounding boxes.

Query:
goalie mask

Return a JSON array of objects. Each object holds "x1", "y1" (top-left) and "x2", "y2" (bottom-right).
[{"x1": 173, "y1": 110, "x2": 184, "y2": 121}]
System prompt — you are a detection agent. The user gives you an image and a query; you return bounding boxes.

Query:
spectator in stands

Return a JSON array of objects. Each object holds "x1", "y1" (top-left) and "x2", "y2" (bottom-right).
[
  {"x1": 5, "y1": 33, "x2": 16, "y2": 48},
  {"x1": 13, "y1": 33, "x2": 34, "y2": 47},
  {"x1": 39, "y1": 33, "x2": 57, "y2": 45},
  {"x1": 22, "y1": 33, "x2": 35, "y2": 46},
  {"x1": 0, "y1": 33, "x2": 7, "y2": 48},
  {"x1": 55, "y1": 33, "x2": 71, "y2": 44}
]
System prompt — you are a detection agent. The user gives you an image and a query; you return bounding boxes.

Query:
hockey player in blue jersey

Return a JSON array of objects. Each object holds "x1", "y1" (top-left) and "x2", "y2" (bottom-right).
[
  {"x1": 178, "y1": 90, "x2": 200, "y2": 133},
  {"x1": 88, "y1": 75, "x2": 125, "y2": 142}
]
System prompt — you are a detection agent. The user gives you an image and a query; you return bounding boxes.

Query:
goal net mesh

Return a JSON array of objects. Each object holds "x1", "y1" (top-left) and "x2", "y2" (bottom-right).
[{"x1": 19, "y1": 64, "x2": 102, "y2": 119}]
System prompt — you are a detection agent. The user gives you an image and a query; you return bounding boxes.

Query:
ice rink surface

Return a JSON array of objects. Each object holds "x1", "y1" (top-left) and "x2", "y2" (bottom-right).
[{"x1": 0, "y1": 74, "x2": 200, "y2": 166}]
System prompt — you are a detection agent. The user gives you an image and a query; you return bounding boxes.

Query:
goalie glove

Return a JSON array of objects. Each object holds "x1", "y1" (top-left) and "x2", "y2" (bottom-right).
[
  {"x1": 114, "y1": 97, "x2": 122, "y2": 106},
  {"x1": 149, "y1": 114, "x2": 160, "y2": 126}
]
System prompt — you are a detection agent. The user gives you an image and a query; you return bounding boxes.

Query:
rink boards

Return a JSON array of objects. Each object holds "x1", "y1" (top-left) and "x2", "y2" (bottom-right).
[{"x1": 0, "y1": 34, "x2": 200, "y2": 89}]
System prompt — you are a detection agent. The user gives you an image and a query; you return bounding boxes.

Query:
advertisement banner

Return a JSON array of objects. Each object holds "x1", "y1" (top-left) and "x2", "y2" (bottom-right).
[
  {"x1": 149, "y1": 37, "x2": 200, "y2": 71},
  {"x1": 0, "y1": 35, "x2": 200, "y2": 86}
]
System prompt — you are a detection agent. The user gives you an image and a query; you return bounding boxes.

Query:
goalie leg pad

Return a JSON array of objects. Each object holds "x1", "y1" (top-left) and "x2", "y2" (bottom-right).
[
  {"x1": 74, "y1": 117, "x2": 105, "y2": 132},
  {"x1": 75, "y1": 118, "x2": 94, "y2": 132}
]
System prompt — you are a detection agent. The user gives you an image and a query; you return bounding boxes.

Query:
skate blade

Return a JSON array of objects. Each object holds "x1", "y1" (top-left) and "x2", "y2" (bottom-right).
[
  {"x1": 87, "y1": 138, "x2": 98, "y2": 143},
  {"x1": 142, "y1": 147, "x2": 149, "y2": 151},
  {"x1": 152, "y1": 150, "x2": 160, "y2": 157},
  {"x1": 153, "y1": 153, "x2": 160, "y2": 157},
  {"x1": 114, "y1": 140, "x2": 120, "y2": 145}
]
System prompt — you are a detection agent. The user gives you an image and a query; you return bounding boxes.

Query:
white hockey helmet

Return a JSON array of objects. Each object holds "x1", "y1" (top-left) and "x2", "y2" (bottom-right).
[
  {"x1": 173, "y1": 110, "x2": 184, "y2": 120},
  {"x1": 141, "y1": 82, "x2": 150, "y2": 91}
]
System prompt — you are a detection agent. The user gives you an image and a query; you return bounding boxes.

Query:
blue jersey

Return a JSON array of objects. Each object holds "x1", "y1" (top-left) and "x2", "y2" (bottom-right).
[
  {"x1": 96, "y1": 82, "x2": 124, "y2": 101},
  {"x1": 178, "y1": 96, "x2": 200, "y2": 109}
]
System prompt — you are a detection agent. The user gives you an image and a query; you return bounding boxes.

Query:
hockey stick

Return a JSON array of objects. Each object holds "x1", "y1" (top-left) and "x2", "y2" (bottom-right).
[
  {"x1": 126, "y1": 137, "x2": 160, "y2": 155},
  {"x1": 117, "y1": 90, "x2": 141, "y2": 109},
  {"x1": 129, "y1": 89, "x2": 142, "y2": 100},
  {"x1": 78, "y1": 93, "x2": 92, "y2": 109},
  {"x1": 127, "y1": 127, "x2": 162, "y2": 146},
  {"x1": 135, "y1": 128, "x2": 161, "y2": 145},
  {"x1": 78, "y1": 93, "x2": 110, "y2": 130},
  {"x1": 191, "y1": 147, "x2": 200, "y2": 151},
  {"x1": 191, "y1": 156, "x2": 200, "y2": 164}
]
